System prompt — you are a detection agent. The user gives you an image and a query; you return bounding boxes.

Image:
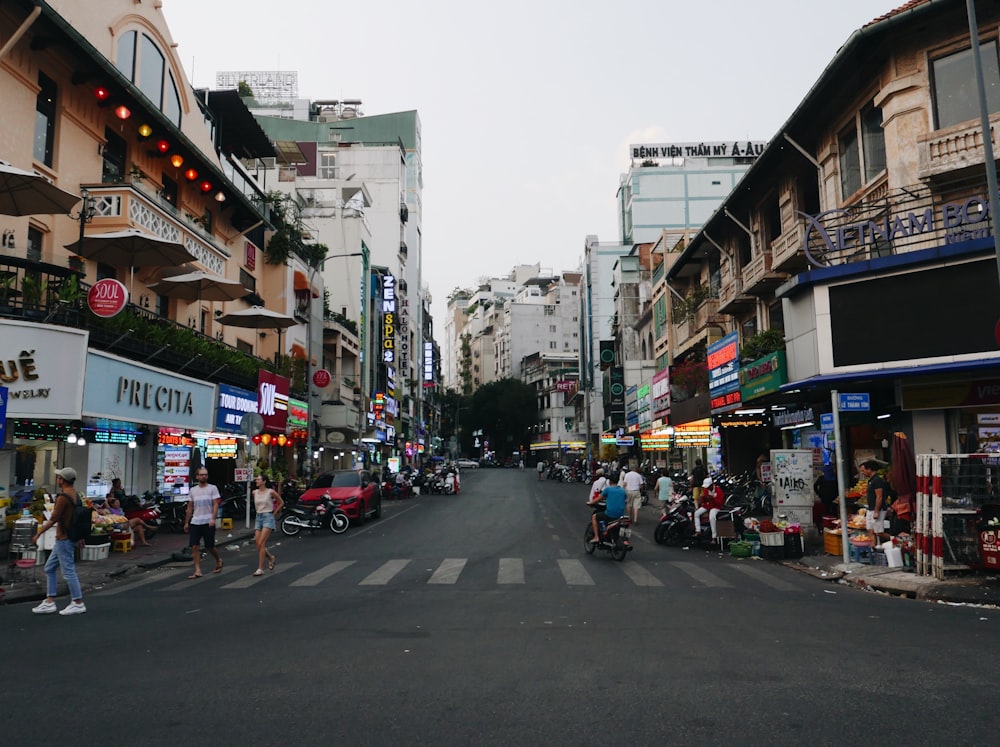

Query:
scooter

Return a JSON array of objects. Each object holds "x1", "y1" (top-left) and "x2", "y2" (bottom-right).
[
  {"x1": 584, "y1": 501, "x2": 633, "y2": 561},
  {"x1": 653, "y1": 496, "x2": 746, "y2": 547},
  {"x1": 279, "y1": 496, "x2": 349, "y2": 535}
]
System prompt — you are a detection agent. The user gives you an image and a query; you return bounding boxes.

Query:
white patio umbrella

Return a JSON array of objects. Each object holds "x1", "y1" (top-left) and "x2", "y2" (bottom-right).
[
  {"x1": 64, "y1": 228, "x2": 196, "y2": 293},
  {"x1": 217, "y1": 305, "x2": 297, "y2": 357},
  {"x1": 148, "y1": 270, "x2": 248, "y2": 303},
  {"x1": 0, "y1": 160, "x2": 81, "y2": 216}
]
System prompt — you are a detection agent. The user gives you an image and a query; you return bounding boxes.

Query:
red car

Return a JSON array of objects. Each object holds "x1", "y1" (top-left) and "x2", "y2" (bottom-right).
[{"x1": 299, "y1": 469, "x2": 382, "y2": 524}]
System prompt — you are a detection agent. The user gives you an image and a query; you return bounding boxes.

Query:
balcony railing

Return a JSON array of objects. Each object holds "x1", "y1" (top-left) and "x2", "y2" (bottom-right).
[
  {"x1": 919, "y1": 117, "x2": 999, "y2": 180},
  {"x1": 718, "y1": 276, "x2": 753, "y2": 313},
  {"x1": 771, "y1": 224, "x2": 806, "y2": 273},
  {"x1": 742, "y1": 251, "x2": 785, "y2": 294}
]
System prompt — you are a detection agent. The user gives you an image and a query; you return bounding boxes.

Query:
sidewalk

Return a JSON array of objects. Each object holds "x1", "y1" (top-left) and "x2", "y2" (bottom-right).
[
  {"x1": 635, "y1": 498, "x2": 1000, "y2": 606},
  {"x1": 1, "y1": 524, "x2": 256, "y2": 605}
]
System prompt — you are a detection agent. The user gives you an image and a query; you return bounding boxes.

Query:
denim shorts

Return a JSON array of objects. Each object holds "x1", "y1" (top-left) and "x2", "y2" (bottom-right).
[{"x1": 255, "y1": 512, "x2": 276, "y2": 531}]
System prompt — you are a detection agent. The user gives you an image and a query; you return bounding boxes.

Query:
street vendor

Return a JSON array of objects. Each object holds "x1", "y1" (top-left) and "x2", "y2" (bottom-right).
[{"x1": 859, "y1": 460, "x2": 889, "y2": 542}]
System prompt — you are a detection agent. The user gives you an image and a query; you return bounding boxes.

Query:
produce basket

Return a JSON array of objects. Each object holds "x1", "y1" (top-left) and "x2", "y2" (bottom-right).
[
  {"x1": 759, "y1": 531, "x2": 784, "y2": 547},
  {"x1": 729, "y1": 540, "x2": 752, "y2": 558}
]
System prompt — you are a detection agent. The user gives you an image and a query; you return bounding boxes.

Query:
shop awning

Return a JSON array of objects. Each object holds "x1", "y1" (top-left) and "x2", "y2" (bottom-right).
[
  {"x1": 781, "y1": 357, "x2": 1000, "y2": 391},
  {"x1": 293, "y1": 270, "x2": 319, "y2": 298}
]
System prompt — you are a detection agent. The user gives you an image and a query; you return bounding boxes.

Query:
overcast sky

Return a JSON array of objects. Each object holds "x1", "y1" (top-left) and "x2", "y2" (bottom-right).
[{"x1": 162, "y1": 0, "x2": 898, "y2": 326}]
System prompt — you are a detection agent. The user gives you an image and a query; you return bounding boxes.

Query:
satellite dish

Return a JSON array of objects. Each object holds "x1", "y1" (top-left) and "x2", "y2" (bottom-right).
[{"x1": 240, "y1": 412, "x2": 264, "y2": 437}]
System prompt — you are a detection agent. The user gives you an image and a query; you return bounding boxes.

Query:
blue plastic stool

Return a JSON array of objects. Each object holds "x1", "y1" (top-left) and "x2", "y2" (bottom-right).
[{"x1": 849, "y1": 543, "x2": 873, "y2": 564}]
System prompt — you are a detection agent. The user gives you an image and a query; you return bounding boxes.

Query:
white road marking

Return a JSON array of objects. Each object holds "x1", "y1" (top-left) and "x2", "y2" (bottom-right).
[
  {"x1": 670, "y1": 561, "x2": 734, "y2": 588},
  {"x1": 289, "y1": 560, "x2": 356, "y2": 587},
  {"x1": 428, "y1": 558, "x2": 467, "y2": 584},
  {"x1": 96, "y1": 568, "x2": 187, "y2": 595},
  {"x1": 557, "y1": 558, "x2": 595, "y2": 586},
  {"x1": 160, "y1": 563, "x2": 244, "y2": 591},
  {"x1": 497, "y1": 557, "x2": 525, "y2": 584},
  {"x1": 221, "y1": 562, "x2": 301, "y2": 589},
  {"x1": 620, "y1": 562, "x2": 663, "y2": 587},
  {"x1": 359, "y1": 559, "x2": 411, "y2": 585},
  {"x1": 729, "y1": 563, "x2": 801, "y2": 591}
]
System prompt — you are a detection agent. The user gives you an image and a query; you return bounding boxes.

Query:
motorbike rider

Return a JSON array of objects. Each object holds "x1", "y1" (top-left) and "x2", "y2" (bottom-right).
[
  {"x1": 693, "y1": 477, "x2": 725, "y2": 539},
  {"x1": 587, "y1": 471, "x2": 626, "y2": 544}
]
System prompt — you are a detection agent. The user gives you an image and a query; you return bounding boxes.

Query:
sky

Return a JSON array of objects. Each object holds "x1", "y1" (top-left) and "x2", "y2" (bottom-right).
[{"x1": 161, "y1": 0, "x2": 898, "y2": 327}]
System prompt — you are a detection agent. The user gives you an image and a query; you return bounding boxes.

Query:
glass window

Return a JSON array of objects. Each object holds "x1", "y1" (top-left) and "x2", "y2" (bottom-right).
[
  {"x1": 102, "y1": 127, "x2": 126, "y2": 183},
  {"x1": 26, "y1": 227, "x2": 42, "y2": 262},
  {"x1": 164, "y1": 71, "x2": 181, "y2": 127},
  {"x1": 116, "y1": 31, "x2": 136, "y2": 79},
  {"x1": 861, "y1": 104, "x2": 886, "y2": 181},
  {"x1": 839, "y1": 124, "x2": 861, "y2": 199},
  {"x1": 932, "y1": 41, "x2": 1000, "y2": 129},
  {"x1": 34, "y1": 72, "x2": 57, "y2": 166},
  {"x1": 138, "y1": 34, "x2": 164, "y2": 107}
]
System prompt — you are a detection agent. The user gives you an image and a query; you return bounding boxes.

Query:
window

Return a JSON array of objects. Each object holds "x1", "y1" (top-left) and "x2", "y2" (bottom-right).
[
  {"x1": 932, "y1": 41, "x2": 1000, "y2": 130},
  {"x1": 117, "y1": 31, "x2": 181, "y2": 126},
  {"x1": 26, "y1": 227, "x2": 42, "y2": 262},
  {"x1": 741, "y1": 316, "x2": 757, "y2": 340},
  {"x1": 318, "y1": 152, "x2": 338, "y2": 179},
  {"x1": 239, "y1": 268, "x2": 256, "y2": 293},
  {"x1": 839, "y1": 102, "x2": 886, "y2": 199},
  {"x1": 97, "y1": 263, "x2": 117, "y2": 281},
  {"x1": 768, "y1": 301, "x2": 785, "y2": 333},
  {"x1": 156, "y1": 294, "x2": 169, "y2": 317},
  {"x1": 34, "y1": 72, "x2": 57, "y2": 166},
  {"x1": 549, "y1": 341, "x2": 557, "y2": 349},
  {"x1": 102, "y1": 127, "x2": 126, "y2": 183},
  {"x1": 161, "y1": 174, "x2": 177, "y2": 207},
  {"x1": 549, "y1": 324, "x2": 557, "y2": 333}
]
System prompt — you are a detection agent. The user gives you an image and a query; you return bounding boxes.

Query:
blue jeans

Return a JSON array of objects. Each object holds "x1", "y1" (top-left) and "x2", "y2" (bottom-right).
[{"x1": 45, "y1": 539, "x2": 83, "y2": 600}]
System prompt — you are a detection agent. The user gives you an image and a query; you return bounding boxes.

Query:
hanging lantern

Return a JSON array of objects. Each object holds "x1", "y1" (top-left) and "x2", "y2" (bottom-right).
[
  {"x1": 169, "y1": 154, "x2": 184, "y2": 168},
  {"x1": 260, "y1": 433, "x2": 272, "y2": 446},
  {"x1": 156, "y1": 139, "x2": 170, "y2": 154},
  {"x1": 137, "y1": 123, "x2": 153, "y2": 138},
  {"x1": 114, "y1": 104, "x2": 131, "y2": 120},
  {"x1": 200, "y1": 180, "x2": 213, "y2": 193},
  {"x1": 94, "y1": 86, "x2": 111, "y2": 102},
  {"x1": 184, "y1": 168, "x2": 198, "y2": 181},
  {"x1": 251, "y1": 434, "x2": 262, "y2": 445},
  {"x1": 276, "y1": 434, "x2": 288, "y2": 447}
]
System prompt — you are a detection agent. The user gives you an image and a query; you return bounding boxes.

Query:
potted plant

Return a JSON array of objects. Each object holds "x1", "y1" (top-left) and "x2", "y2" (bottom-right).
[
  {"x1": 20, "y1": 274, "x2": 45, "y2": 318},
  {"x1": 0, "y1": 273, "x2": 14, "y2": 312}
]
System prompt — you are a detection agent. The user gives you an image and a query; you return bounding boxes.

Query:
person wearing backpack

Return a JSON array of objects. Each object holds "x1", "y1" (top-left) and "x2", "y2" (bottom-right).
[{"x1": 31, "y1": 467, "x2": 87, "y2": 616}]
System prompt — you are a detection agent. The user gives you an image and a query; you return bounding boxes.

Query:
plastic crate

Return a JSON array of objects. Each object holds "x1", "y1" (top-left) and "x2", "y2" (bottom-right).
[
  {"x1": 760, "y1": 544, "x2": 785, "y2": 561},
  {"x1": 81, "y1": 543, "x2": 110, "y2": 561},
  {"x1": 824, "y1": 529, "x2": 843, "y2": 555},
  {"x1": 873, "y1": 549, "x2": 888, "y2": 566},
  {"x1": 759, "y1": 531, "x2": 784, "y2": 547}
]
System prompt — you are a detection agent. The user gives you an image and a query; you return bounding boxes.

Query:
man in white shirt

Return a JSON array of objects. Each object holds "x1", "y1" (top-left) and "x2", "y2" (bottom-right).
[
  {"x1": 622, "y1": 466, "x2": 645, "y2": 525},
  {"x1": 183, "y1": 468, "x2": 223, "y2": 579}
]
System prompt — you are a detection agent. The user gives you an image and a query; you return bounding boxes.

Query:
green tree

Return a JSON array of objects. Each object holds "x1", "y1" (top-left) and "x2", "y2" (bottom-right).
[{"x1": 467, "y1": 378, "x2": 537, "y2": 460}]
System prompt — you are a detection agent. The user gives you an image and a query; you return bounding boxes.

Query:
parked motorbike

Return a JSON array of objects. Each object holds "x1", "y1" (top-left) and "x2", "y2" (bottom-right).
[
  {"x1": 148, "y1": 493, "x2": 187, "y2": 533},
  {"x1": 584, "y1": 501, "x2": 633, "y2": 561},
  {"x1": 122, "y1": 496, "x2": 160, "y2": 533},
  {"x1": 653, "y1": 495, "x2": 746, "y2": 547},
  {"x1": 279, "y1": 496, "x2": 349, "y2": 535}
]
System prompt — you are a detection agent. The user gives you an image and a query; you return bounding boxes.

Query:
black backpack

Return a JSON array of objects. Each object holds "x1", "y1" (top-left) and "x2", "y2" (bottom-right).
[{"x1": 62, "y1": 492, "x2": 92, "y2": 541}]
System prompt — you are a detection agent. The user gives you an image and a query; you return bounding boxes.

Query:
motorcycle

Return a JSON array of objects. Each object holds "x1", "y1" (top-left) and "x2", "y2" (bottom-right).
[
  {"x1": 279, "y1": 495, "x2": 349, "y2": 535},
  {"x1": 653, "y1": 495, "x2": 746, "y2": 547},
  {"x1": 584, "y1": 501, "x2": 633, "y2": 561}
]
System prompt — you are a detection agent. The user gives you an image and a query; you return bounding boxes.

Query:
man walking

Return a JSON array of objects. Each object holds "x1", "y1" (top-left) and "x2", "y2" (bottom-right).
[
  {"x1": 622, "y1": 465, "x2": 645, "y2": 525},
  {"x1": 31, "y1": 467, "x2": 86, "y2": 615},
  {"x1": 184, "y1": 468, "x2": 223, "y2": 579}
]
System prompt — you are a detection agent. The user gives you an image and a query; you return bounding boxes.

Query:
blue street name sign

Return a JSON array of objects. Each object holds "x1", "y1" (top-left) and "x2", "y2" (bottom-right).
[
  {"x1": 820, "y1": 413, "x2": 834, "y2": 431},
  {"x1": 838, "y1": 393, "x2": 870, "y2": 411}
]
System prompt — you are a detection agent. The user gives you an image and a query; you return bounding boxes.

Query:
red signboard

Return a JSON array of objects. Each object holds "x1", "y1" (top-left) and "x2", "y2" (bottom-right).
[
  {"x1": 245, "y1": 241, "x2": 256, "y2": 271},
  {"x1": 312, "y1": 368, "x2": 332, "y2": 388},
  {"x1": 257, "y1": 370, "x2": 290, "y2": 434},
  {"x1": 87, "y1": 278, "x2": 129, "y2": 318}
]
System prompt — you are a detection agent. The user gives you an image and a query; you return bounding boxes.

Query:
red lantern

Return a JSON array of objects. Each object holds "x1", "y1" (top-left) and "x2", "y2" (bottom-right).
[
  {"x1": 200, "y1": 181, "x2": 213, "y2": 193},
  {"x1": 94, "y1": 86, "x2": 111, "y2": 102},
  {"x1": 114, "y1": 104, "x2": 131, "y2": 120},
  {"x1": 184, "y1": 168, "x2": 198, "y2": 181},
  {"x1": 251, "y1": 434, "x2": 262, "y2": 445},
  {"x1": 156, "y1": 140, "x2": 170, "y2": 153}
]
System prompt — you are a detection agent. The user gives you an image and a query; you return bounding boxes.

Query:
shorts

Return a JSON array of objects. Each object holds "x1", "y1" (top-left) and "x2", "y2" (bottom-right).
[
  {"x1": 866, "y1": 510, "x2": 887, "y2": 534},
  {"x1": 189, "y1": 522, "x2": 216, "y2": 549},
  {"x1": 255, "y1": 512, "x2": 276, "y2": 531},
  {"x1": 626, "y1": 490, "x2": 642, "y2": 510}
]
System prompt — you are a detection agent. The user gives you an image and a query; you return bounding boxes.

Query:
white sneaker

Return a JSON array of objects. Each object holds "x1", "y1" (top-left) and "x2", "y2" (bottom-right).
[
  {"x1": 59, "y1": 601, "x2": 87, "y2": 616},
  {"x1": 32, "y1": 600, "x2": 57, "y2": 614}
]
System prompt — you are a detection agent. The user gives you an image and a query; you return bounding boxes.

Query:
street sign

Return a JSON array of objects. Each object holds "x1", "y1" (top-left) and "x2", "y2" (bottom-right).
[
  {"x1": 820, "y1": 413, "x2": 834, "y2": 431},
  {"x1": 234, "y1": 467, "x2": 251, "y2": 482},
  {"x1": 312, "y1": 368, "x2": 332, "y2": 388},
  {"x1": 616, "y1": 436, "x2": 634, "y2": 446},
  {"x1": 837, "y1": 393, "x2": 870, "y2": 411}
]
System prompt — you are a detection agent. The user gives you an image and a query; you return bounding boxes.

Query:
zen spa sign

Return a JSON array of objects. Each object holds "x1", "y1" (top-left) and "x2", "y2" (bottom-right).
[{"x1": 82, "y1": 350, "x2": 215, "y2": 430}]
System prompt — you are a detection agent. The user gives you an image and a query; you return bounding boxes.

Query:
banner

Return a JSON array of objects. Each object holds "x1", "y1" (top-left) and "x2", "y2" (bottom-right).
[{"x1": 257, "y1": 370, "x2": 290, "y2": 433}]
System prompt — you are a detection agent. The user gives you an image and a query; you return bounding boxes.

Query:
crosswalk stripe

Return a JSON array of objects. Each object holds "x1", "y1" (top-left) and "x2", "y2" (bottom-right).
[
  {"x1": 221, "y1": 562, "x2": 301, "y2": 589},
  {"x1": 97, "y1": 568, "x2": 187, "y2": 595},
  {"x1": 289, "y1": 560, "x2": 356, "y2": 587},
  {"x1": 160, "y1": 563, "x2": 245, "y2": 591},
  {"x1": 557, "y1": 558, "x2": 594, "y2": 586},
  {"x1": 728, "y1": 563, "x2": 801, "y2": 591},
  {"x1": 620, "y1": 562, "x2": 663, "y2": 587},
  {"x1": 428, "y1": 558, "x2": 467, "y2": 584},
  {"x1": 671, "y1": 561, "x2": 733, "y2": 588},
  {"x1": 359, "y1": 559, "x2": 410, "y2": 585},
  {"x1": 497, "y1": 558, "x2": 524, "y2": 584}
]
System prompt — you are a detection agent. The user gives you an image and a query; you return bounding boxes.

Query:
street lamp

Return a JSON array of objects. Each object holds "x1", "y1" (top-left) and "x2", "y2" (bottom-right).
[{"x1": 305, "y1": 250, "x2": 366, "y2": 477}]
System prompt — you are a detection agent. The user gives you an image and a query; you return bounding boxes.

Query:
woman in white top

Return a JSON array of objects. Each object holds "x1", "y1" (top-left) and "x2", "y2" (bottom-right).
[{"x1": 252, "y1": 474, "x2": 285, "y2": 576}]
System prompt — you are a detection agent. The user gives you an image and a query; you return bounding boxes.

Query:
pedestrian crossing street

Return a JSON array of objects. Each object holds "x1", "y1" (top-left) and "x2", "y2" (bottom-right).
[{"x1": 94, "y1": 556, "x2": 806, "y2": 595}]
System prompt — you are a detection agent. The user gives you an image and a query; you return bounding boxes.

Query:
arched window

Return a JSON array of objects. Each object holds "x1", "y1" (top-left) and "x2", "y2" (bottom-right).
[{"x1": 115, "y1": 30, "x2": 181, "y2": 127}]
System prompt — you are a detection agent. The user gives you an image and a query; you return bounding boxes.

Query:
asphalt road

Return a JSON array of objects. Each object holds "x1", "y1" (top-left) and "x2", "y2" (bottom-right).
[{"x1": 6, "y1": 469, "x2": 999, "y2": 746}]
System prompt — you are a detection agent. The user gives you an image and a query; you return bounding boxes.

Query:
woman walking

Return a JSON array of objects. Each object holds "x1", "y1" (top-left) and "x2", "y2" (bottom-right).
[{"x1": 252, "y1": 474, "x2": 284, "y2": 576}]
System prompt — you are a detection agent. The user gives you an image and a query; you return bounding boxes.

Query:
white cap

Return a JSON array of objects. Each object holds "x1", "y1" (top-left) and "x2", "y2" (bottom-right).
[{"x1": 702, "y1": 477, "x2": 713, "y2": 489}]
